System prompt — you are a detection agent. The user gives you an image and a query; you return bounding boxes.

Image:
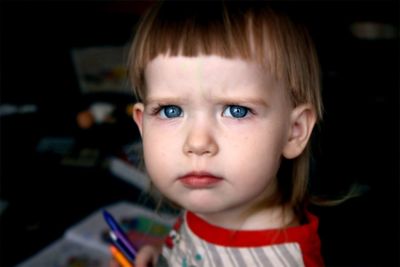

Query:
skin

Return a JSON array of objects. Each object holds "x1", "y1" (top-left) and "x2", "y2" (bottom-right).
[{"x1": 132, "y1": 55, "x2": 316, "y2": 266}]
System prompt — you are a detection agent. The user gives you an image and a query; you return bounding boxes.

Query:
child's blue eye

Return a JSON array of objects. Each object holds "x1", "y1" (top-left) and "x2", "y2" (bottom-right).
[
  {"x1": 223, "y1": 105, "x2": 249, "y2": 118},
  {"x1": 160, "y1": 105, "x2": 183, "y2": 118}
]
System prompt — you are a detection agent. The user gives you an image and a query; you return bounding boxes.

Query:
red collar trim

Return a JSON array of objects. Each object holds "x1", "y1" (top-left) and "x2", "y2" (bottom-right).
[{"x1": 186, "y1": 211, "x2": 320, "y2": 248}]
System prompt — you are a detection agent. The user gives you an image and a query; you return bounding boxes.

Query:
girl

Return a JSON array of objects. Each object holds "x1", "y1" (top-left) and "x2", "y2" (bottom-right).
[{"x1": 129, "y1": 1, "x2": 324, "y2": 266}]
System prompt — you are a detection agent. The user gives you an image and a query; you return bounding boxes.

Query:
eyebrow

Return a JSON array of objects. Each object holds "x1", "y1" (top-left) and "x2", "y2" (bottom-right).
[
  {"x1": 145, "y1": 96, "x2": 269, "y2": 107},
  {"x1": 144, "y1": 96, "x2": 186, "y2": 105},
  {"x1": 213, "y1": 96, "x2": 269, "y2": 107}
]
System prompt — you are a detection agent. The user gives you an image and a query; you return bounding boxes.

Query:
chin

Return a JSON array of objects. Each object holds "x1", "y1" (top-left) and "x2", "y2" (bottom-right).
[
  {"x1": 181, "y1": 201, "x2": 228, "y2": 216},
  {"x1": 164, "y1": 189, "x2": 234, "y2": 214}
]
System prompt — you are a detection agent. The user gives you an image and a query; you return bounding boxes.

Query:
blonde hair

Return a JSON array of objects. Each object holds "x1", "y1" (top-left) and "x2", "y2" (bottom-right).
[{"x1": 128, "y1": 1, "x2": 323, "y2": 218}]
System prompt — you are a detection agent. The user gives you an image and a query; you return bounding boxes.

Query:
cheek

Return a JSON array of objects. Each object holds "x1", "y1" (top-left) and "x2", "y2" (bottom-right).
[
  {"x1": 142, "y1": 130, "x2": 180, "y2": 184},
  {"x1": 224, "y1": 131, "x2": 283, "y2": 177}
]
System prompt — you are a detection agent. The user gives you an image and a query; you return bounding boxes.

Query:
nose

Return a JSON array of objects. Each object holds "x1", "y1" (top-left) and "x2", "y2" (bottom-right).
[{"x1": 183, "y1": 121, "x2": 218, "y2": 157}]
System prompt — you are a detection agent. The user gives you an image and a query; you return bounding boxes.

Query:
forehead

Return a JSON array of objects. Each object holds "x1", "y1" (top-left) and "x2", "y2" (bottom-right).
[
  {"x1": 144, "y1": 55, "x2": 286, "y2": 100},
  {"x1": 146, "y1": 55, "x2": 263, "y2": 83},
  {"x1": 145, "y1": 55, "x2": 262, "y2": 80}
]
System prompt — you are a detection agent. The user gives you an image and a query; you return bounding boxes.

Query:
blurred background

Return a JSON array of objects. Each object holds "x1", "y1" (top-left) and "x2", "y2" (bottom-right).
[{"x1": 0, "y1": 1, "x2": 398, "y2": 266}]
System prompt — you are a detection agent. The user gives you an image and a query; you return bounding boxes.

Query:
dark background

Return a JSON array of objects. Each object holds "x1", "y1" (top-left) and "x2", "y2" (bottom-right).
[{"x1": 0, "y1": 1, "x2": 399, "y2": 266}]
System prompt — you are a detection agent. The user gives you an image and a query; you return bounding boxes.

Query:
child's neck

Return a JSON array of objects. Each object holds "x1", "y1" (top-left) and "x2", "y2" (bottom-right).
[{"x1": 195, "y1": 204, "x2": 298, "y2": 231}]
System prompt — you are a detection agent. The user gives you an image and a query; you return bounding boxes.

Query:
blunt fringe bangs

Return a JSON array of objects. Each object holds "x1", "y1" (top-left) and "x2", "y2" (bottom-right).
[{"x1": 129, "y1": 1, "x2": 322, "y2": 119}]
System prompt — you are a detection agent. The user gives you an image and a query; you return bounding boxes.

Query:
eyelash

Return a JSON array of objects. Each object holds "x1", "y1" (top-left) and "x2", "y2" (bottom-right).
[
  {"x1": 150, "y1": 104, "x2": 164, "y2": 115},
  {"x1": 150, "y1": 105, "x2": 183, "y2": 119},
  {"x1": 222, "y1": 105, "x2": 252, "y2": 119},
  {"x1": 149, "y1": 104, "x2": 253, "y2": 119}
]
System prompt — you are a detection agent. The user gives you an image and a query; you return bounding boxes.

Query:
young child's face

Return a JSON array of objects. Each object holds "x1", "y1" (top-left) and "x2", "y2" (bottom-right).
[{"x1": 134, "y1": 55, "x2": 295, "y2": 217}]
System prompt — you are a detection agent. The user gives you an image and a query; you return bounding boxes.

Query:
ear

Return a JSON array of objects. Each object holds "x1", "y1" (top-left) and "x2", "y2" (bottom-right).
[
  {"x1": 282, "y1": 104, "x2": 317, "y2": 159},
  {"x1": 132, "y1": 103, "x2": 144, "y2": 136}
]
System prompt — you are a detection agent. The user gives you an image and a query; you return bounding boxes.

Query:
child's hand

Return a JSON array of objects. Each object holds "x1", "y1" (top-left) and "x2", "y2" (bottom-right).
[{"x1": 135, "y1": 245, "x2": 161, "y2": 267}]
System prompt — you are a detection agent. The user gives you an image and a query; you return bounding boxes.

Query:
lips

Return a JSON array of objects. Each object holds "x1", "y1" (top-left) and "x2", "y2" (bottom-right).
[{"x1": 179, "y1": 171, "x2": 222, "y2": 188}]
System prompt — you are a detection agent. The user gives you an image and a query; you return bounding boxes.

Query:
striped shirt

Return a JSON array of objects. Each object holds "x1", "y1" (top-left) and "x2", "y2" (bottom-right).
[{"x1": 158, "y1": 211, "x2": 324, "y2": 267}]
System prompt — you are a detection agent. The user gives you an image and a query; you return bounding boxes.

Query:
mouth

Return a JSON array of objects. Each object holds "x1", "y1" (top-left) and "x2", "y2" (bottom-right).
[{"x1": 178, "y1": 171, "x2": 223, "y2": 188}]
